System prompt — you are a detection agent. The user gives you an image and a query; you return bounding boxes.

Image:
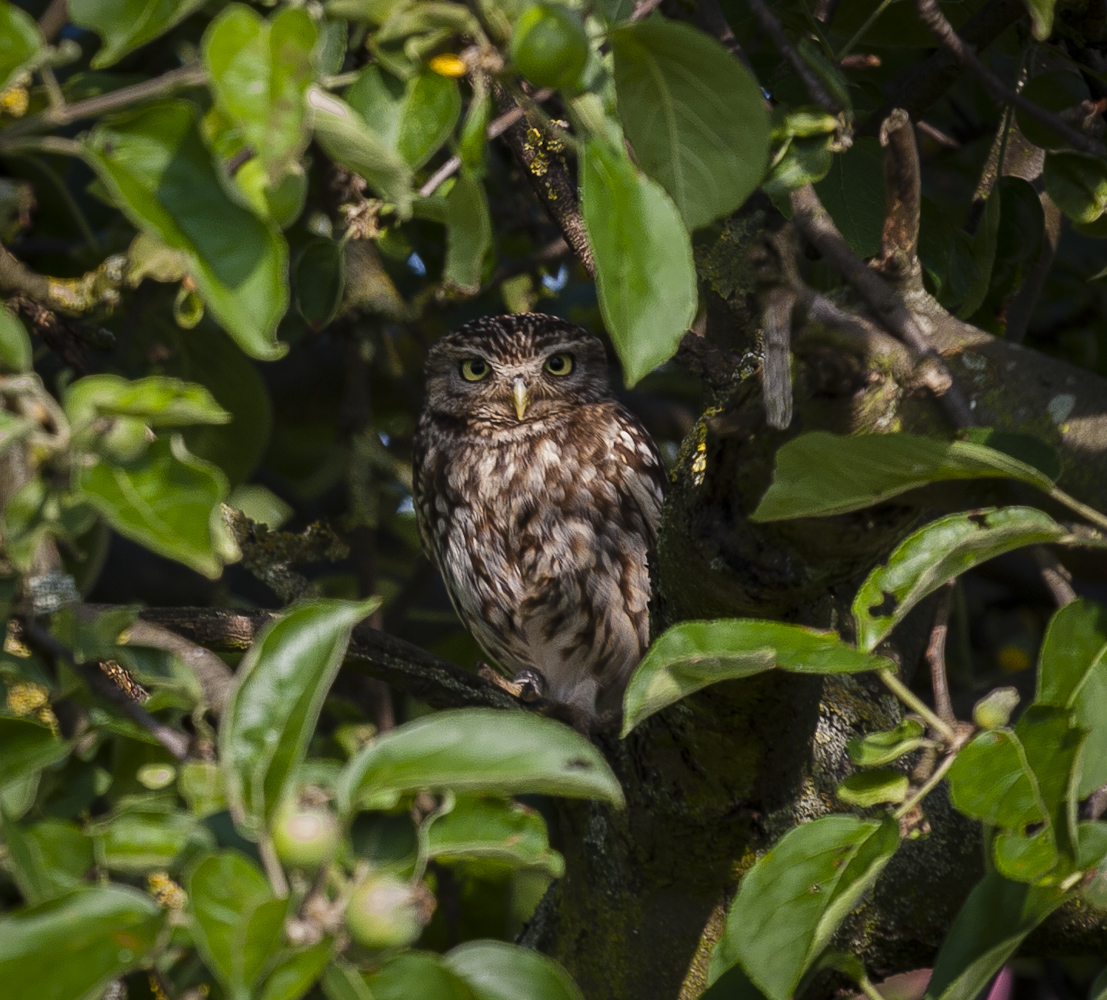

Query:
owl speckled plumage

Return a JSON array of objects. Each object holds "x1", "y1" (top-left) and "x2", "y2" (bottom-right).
[{"x1": 412, "y1": 313, "x2": 665, "y2": 728}]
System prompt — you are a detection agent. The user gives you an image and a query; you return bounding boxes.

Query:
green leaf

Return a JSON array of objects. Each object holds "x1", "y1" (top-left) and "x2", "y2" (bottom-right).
[
  {"x1": 848, "y1": 719, "x2": 927, "y2": 767},
  {"x1": 0, "y1": 2, "x2": 42, "y2": 92},
  {"x1": 444, "y1": 170, "x2": 492, "y2": 294},
  {"x1": 445, "y1": 940, "x2": 584, "y2": 1000},
  {"x1": 346, "y1": 65, "x2": 461, "y2": 169},
  {"x1": 922, "y1": 872, "x2": 1066, "y2": 999},
  {"x1": 83, "y1": 102, "x2": 289, "y2": 359},
  {"x1": 1017, "y1": 71, "x2": 1091, "y2": 151},
  {"x1": 609, "y1": 19, "x2": 770, "y2": 231},
  {"x1": 852, "y1": 507, "x2": 1068, "y2": 652},
  {"x1": 76, "y1": 434, "x2": 232, "y2": 579},
  {"x1": 258, "y1": 940, "x2": 334, "y2": 1000},
  {"x1": 427, "y1": 797, "x2": 565, "y2": 877},
  {"x1": 1036, "y1": 599, "x2": 1107, "y2": 797},
  {"x1": 0, "y1": 718, "x2": 69, "y2": 789},
  {"x1": 0, "y1": 815, "x2": 93, "y2": 904},
  {"x1": 0, "y1": 885, "x2": 163, "y2": 1000},
  {"x1": 763, "y1": 135, "x2": 835, "y2": 198},
  {"x1": 204, "y1": 5, "x2": 317, "y2": 183},
  {"x1": 0, "y1": 304, "x2": 32, "y2": 372},
  {"x1": 622, "y1": 619, "x2": 893, "y2": 735},
  {"x1": 837, "y1": 769, "x2": 909, "y2": 806},
  {"x1": 709, "y1": 814, "x2": 900, "y2": 999},
  {"x1": 309, "y1": 86, "x2": 414, "y2": 218},
  {"x1": 69, "y1": 0, "x2": 207, "y2": 68},
  {"x1": 295, "y1": 239, "x2": 346, "y2": 330},
  {"x1": 337, "y1": 709, "x2": 625, "y2": 814},
  {"x1": 580, "y1": 138, "x2": 697, "y2": 386},
  {"x1": 368, "y1": 952, "x2": 477, "y2": 1000},
  {"x1": 957, "y1": 184, "x2": 1000, "y2": 320},
  {"x1": 1043, "y1": 151, "x2": 1107, "y2": 225},
  {"x1": 752, "y1": 431, "x2": 1056, "y2": 522},
  {"x1": 221, "y1": 599, "x2": 376, "y2": 831},
  {"x1": 90, "y1": 808, "x2": 209, "y2": 873},
  {"x1": 1022, "y1": 0, "x2": 1055, "y2": 39},
  {"x1": 321, "y1": 961, "x2": 377, "y2": 1000},
  {"x1": 813, "y1": 138, "x2": 885, "y2": 259},
  {"x1": 188, "y1": 851, "x2": 288, "y2": 995},
  {"x1": 64, "y1": 374, "x2": 230, "y2": 429}
]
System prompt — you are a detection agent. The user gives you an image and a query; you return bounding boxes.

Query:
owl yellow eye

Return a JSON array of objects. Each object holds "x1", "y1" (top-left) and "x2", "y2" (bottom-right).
[
  {"x1": 460, "y1": 358, "x2": 489, "y2": 381},
  {"x1": 544, "y1": 353, "x2": 574, "y2": 376}
]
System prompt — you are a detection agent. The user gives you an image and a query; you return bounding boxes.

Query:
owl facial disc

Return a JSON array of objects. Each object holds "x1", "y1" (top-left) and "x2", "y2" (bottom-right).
[{"x1": 512, "y1": 377, "x2": 530, "y2": 421}]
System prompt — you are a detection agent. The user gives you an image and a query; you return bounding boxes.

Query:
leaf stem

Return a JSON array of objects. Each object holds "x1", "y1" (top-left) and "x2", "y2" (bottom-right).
[
  {"x1": 879, "y1": 670, "x2": 957, "y2": 744},
  {"x1": 837, "y1": 0, "x2": 894, "y2": 61},
  {"x1": 857, "y1": 973, "x2": 888, "y2": 1000},
  {"x1": 258, "y1": 834, "x2": 290, "y2": 898},
  {"x1": 893, "y1": 747, "x2": 959, "y2": 819},
  {"x1": 1050, "y1": 486, "x2": 1107, "y2": 534}
]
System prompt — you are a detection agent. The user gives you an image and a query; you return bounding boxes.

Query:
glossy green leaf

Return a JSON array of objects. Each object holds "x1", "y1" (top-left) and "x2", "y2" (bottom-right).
[
  {"x1": 77, "y1": 434, "x2": 231, "y2": 579},
  {"x1": 623, "y1": 619, "x2": 893, "y2": 735},
  {"x1": 813, "y1": 137, "x2": 885, "y2": 259},
  {"x1": 444, "y1": 170, "x2": 491, "y2": 294},
  {"x1": 0, "y1": 885, "x2": 163, "y2": 1000},
  {"x1": 1036, "y1": 599, "x2": 1107, "y2": 797},
  {"x1": 610, "y1": 19, "x2": 769, "y2": 230},
  {"x1": 84, "y1": 102, "x2": 288, "y2": 359},
  {"x1": 64, "y1": 374, "x2": 230, "y2": 429},
  {"x1": 69, "y1": 0, "x2": 207, "y2": 67},
  {"x1": 258, "y1": 939, "x2": 334, "y2": 1000},
  {"x1": 368, "y1": 952, "x2": 477, "y2": 1000},
  {"x1": 90, "y1": 808, "x2": 208, "y2": 873},
  {"x1": 948, "y1": 729, "x2": 1045, "y2": 829},
  {"x1": 204, "y1": 5, "x2": 317, "y2": 182},
  {"x1": 346, "y1": 65, "x2": 461, "y2": 169},
  {"x1": 188, "y1": 850, "x2": 288, "y2": 995},
  {"x1": 852, "y1": 507, "x2": 1068, "y2": 652},
  {"x1": 338, "y1": 709, "x2": 625, "y2": 814},
  {"x1": 0, "y1": 815, "x2": 93, "y2": 903},
  {"x1": 837, "y1": 769, "x2": 908, "y2": 807},
  {"x1": 220, "y1": 599, "x2": 376, "y2": 831},
  {"x1": 321, "y1": 961, "x2": 376, "y2": 1000},
  {"x1": 428, "y1": 797, "x2": 565, "y2": 877},
  {"x1": 0, "y1": 304, "x2": 32, "y2": 372},
  {"x1": 848, "y1": 719, "x2": 927, "y2": 767},
  {"x1": 295, "y1": 239, "x2": 346, "y2": 330},
  {"x1": 445, "y1": 940, "x2": 584, "y2": 1000},
  {"x1": 1044, "y1": 151, "x2": 1107, "y2": 225},
  {"x1": 923, "y1": 872, "x2": 1066, "y2": 999},
  {"x1": 709, "y1": 814, "x2": 900, "y2": 998},
  {"x1": 752, "y1": 431, "x2": 1056, "y2": 522},
  {"x1": 309, "y1": 86, "x2": 414, "y2": 218},
  {"x1": 580, "y1": 138, "x2": 696, "y2": 386},
  {"x1": 0, "y1": 718, "x2": 69, "y2": 788}
]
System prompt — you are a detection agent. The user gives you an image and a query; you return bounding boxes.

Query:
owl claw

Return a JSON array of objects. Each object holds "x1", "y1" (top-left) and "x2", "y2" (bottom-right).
[{"x1": 512, "y1": 668, "x2": 546, "y2": 703}]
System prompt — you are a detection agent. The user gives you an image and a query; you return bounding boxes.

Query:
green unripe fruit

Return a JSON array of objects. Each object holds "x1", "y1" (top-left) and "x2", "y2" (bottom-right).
[
  {"x1": 972, "y1": 686, "x2": 1020, "y2": 730},
  {"x1": 271, "y1": 803, "x2": 340, "y2": 871},
  {"x1": 510, "y1": 4, "x2": 589, "y2": 90},
  {"x1": 101, "y1": 417, "x2": 150, "y2": 463},
  {"x1": 344, "y1": 875, "x2": 423, "y2": 950}
]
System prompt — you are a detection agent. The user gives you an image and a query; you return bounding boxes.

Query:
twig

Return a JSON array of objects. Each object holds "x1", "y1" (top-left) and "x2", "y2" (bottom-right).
[
  {"x1": 915, "y1": 0, "x2": 1106, "y2": 157},
  {"x1": 23, "y1": 620, "x2": 192, "y2": 760},
  {"x1": 788, "y1": 183, "x2": 974, "y2": 428},
  {"x1": 880, "y1": 669, "x2": 958, "y2": 745},
  {"x1": 893, "y1": 746, "x2": 960, "y2": 819},
  {"x1": 876, "y1": 110, "x2": 922, "y2": 288},
  {"x1": 745, "y1": 0, "x2": 841, "y2": 115},
  {"x1": 631, "y1": 0, "x2": 665, "y2": 20},
  {"x1": 485, "y1": 236, "x2": 570, "y2": 289},
  {"x1": 37, "y1": 0, "x2": 69, "y2": 42},
  {"x1": 1029, "y1": 545, "x2": 1076, "y2": 607},
  {"x1": 418, "y1": 87, "x2": 553, "y2": 198},
  {"x1": 926, "y1": 582, "x2": 956, "y2": 725},
  {"x1": 856, "y1": 973, "x2": 889, "y2": 1000}
]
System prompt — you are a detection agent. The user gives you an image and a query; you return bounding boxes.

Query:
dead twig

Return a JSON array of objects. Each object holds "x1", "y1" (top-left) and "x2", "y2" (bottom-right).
[
  {"x1": 926, "y1": 582, "x2": 956, "y2": 725},
  {"x1": 877, "y1": 110, "x2": 922, "y2": 288}
]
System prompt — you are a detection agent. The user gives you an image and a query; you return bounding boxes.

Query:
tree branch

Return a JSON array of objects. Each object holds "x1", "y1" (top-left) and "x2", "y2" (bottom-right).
[
  {"x1": 745, "y1": 0, "x2": 841, "y2": 115},
  {"x1": 876, "y1": 110, "x2": 922, "y2": 287},
  {"x1": 0, "y1": 245, "x2": 125, "y2": 315}
]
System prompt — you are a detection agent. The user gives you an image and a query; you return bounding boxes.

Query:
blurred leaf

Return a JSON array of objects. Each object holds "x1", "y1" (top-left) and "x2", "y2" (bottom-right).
[
  {"x1": 1090, "y1": 965, "x2": 1107, "y2": 1000},
  {"x1": 923, "y1": 872, "x2": 1066, "y2": 999},
  {"x1": 179, "y1": 760, "x2": 228, "y2": 817},
  {"x1": 188, "y1": 850, "x2": 288, "y2": 995},
  {"x1": 444, "y1": 170, "x2": 491, "y2": 294},
  {"x1": 957, "y1": 181, "x2": 1000, "y2": 319},
  {"x1": 258, "y1": 939, "x2": 334, "y2": 1000},
  {"x1": 852, "y1": 507, "x2": 1068, "y2": 652},
  {"x1": 0, "y1": 885, "x2": 163, "y2": 1000},
  {"x1": 220, "y1": 599, "x2": 376, "y2": 832},
  {"x1": 458, "y1": 84, "x2": 491, "y2": 172},
  {"x1": 76, "y1": 434, "x2": 232, "y2": 579},
  {"x1": 1043, "y1": 151, "x2": 1107, "y2": 225},
  {"x1": 204, "y1": 5, "x2": 317, "y2": 183},
  {"x1": 837, "y1": 769, "x2": 908, "y2": 807},
  {"x1": 309, "y1": 86, "x2": 414, "y2": 218},
  {"x1": 445, "y1": 940, "x2": 584, "y2": 1000},
  {"x1": 813, "y1": 137, "x2": 885, "y2": 259},
  {"x1": 338, "y1": 709, "x2": 625, "y2": 814},
  {"x1": 346, "y1": 65, "x2": 461, "y2": 169},
  {"x1": 598, "y1": 0, "x2": 635, "y2": 22},
  {"x1": 610, "y1": 19, "x2": 770, "y2": 230},
  {"x1": 321, "y1": 961, "x2": 377, "y2": 1000},
  {"x1": 0, "y1": 304, "x2": 32, "y2": 373},
  {"x1": 84, "y1": 102, "x2": 289, "y2": 360},
  {"x1": 709, "y1": 814, "x2": 900, "y2": 999},
  {"x1": 1022, "y1": 0, "x2": 1055, "y2": 39},
  {"x1": 0, "y1": 814, "x2": 93, "y2": 903},
  {"x1": 1018, "y1": 71, "x2": 1091, "y2": 150},
  {"x1": 64, "y1": 374, "x2": 230, "y2": 429},
  {"x1": 428, "y1": 797, "x2": 565, "y2": 877},
  {"x1": 763, "y1": 136, "x2": 835, "y2": 198},
  {"x1": 295, "y1": 239, "x2": 346, "y2": 330},
  {"x1": 1036, "y1": 599, "x2": 1107, "y2": 797},
  {"x1": 0, "y1": 718, "x2": 69, "y2": 788},
  {"x1": 752, "y1": 432, "x2": 1056, "y2": 522},
  {"x1": 90, "y1": 808, "x2": 210, "y2": 873},
  {"x1": 622, "y1": 619, "x2": 892, "y2": 735},
  {"x1": 581, "y1": 138, "x2": 696, "y2": 386},
  {"x1": 919, "y1": 199, "x2": 978, "y2": 308},
  {"x1": 848, "y1": 719, "x2": 927, "y2": 767},
  {"x1": 368, "y1": 952, "x2": 478, "y2": 1000},
  {"x1": 69, "y1": 0, "x2": 207, "y2": 68}
]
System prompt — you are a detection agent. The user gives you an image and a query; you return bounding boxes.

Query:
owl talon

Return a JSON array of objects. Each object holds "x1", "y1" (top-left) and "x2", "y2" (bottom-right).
[{"x1": 512, "y1": 669, "x2": 546, "y2": 703}]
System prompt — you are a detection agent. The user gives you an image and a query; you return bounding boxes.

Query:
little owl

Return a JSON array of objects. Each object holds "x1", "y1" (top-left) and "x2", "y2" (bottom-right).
[{"x1": 412, "y1": 313, "x2": 665, "y2": 730}]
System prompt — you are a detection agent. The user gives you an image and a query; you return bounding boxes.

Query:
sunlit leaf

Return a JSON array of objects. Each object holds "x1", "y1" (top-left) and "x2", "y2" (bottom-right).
[
  {"x1": 444, "y1": 170, "x2": 491, "y2": 294},
  {"x1": 427, "y1": 797, "x2": 564, "y2": 877},
  {"x1": 446, "y1": 940, "x2": 585, "y2": 1000},
  {"x1": 847, "y1": 719, "x2": 927, "y2": 767}
]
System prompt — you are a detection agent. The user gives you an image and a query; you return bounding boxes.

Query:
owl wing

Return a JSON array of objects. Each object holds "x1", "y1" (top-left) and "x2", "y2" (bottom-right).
[
  {"x1": 410, "y1": 416, "x2": 441, "y2": 565},
  {"x1": 610, "y1": 402, "x2": 666, "y2": 547}
]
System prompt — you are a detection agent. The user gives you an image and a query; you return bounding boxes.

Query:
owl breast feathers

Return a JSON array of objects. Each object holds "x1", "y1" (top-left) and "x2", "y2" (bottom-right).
[{"x1": 412, "y1": 313, "x2": 665, "y2": 728}]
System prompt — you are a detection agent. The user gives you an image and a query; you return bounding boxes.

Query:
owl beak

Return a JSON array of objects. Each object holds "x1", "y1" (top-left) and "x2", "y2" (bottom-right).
[{"x1": 512, "y1": 378, "x2": 530, "y2": 421}]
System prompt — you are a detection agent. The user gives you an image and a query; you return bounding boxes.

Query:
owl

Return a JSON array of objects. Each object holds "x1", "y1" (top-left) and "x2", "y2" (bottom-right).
[{"x1": 412, "y1": 313, "x2": 665, "y2": 730}]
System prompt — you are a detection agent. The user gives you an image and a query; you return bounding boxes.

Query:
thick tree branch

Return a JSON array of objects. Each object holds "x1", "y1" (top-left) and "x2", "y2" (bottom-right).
[
  {"x1": 0, "y1": 245, "x2": 125, "y2": 315},
  {"x1": 876, "y1": 110, "x2": 922, "y2": 287}
]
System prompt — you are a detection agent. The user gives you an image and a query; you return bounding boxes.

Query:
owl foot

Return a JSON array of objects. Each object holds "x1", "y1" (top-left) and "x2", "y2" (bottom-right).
[{"x1": 476, "y1": 664, "x2": 546, "y2": 703}]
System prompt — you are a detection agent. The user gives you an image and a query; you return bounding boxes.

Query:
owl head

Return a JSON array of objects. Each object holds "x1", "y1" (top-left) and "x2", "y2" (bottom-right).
[{"x1": 423, "y1": 314, "x2": 613, "y2": 427}]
